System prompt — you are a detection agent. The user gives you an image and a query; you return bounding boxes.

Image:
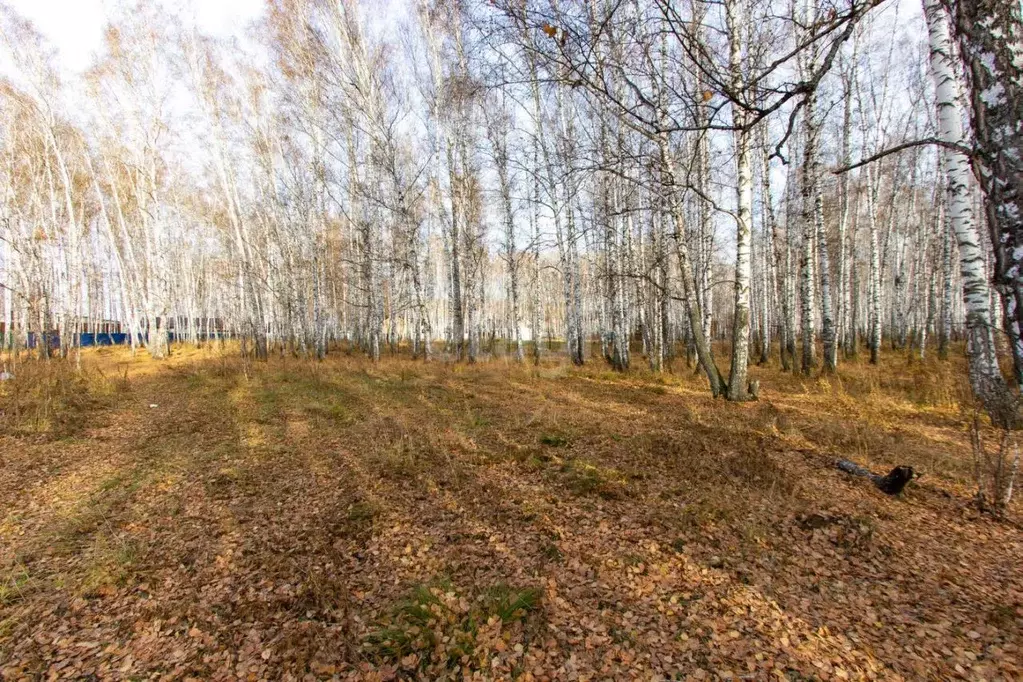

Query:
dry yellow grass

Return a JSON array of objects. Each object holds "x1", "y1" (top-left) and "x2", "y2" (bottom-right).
[{"x1": 0, "y1": 345, "x2": 1020, "y2": 680}]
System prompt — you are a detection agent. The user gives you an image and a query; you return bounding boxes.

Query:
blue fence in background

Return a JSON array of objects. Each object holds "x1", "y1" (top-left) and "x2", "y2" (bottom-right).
[
  {"x1": 25, "y1": 332, "x2": 222, "y2": 349},
  {"x1": 80, "y1": 333, "x2": 131, "y2": 347},
  {"x1": 25, "y1": 333, "x2": 60, "y2": 350}
]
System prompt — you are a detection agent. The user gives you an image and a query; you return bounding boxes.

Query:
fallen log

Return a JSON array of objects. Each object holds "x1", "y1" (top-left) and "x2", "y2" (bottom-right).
[{"x1": 836, "y1": 460, "x2": 917, "y2": 495}]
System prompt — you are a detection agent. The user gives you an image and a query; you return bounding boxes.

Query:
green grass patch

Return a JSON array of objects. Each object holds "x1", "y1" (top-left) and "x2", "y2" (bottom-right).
[
  {"x1": 539, "y1": 433, "x2": 570, "y2": 447},
  {"x1": 559, "y1": 459, "x2": 626, "y2": 499},
  {"x1": 364, "y1": 580, "x2": 542, "y2": 672},
  {"x1": 0, "y1": 566, "x2": 34, "y2": 606},
  {"x1": 80, "y1": 535, "x2": 143, "y2": 598}
]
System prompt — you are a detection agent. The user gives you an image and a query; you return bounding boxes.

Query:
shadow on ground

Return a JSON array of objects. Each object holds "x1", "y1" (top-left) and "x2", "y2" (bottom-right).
[{"x1": 0, "y1": 347, "x2": 1020, "y2": 680}]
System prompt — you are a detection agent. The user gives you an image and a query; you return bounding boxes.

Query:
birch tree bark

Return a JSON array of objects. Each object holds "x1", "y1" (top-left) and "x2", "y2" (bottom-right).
[
  {"x1": 925, "y1": 0, "x2": 1016, "y2": 426},
  {"x1": 725, "y1": 0, "x2": 754, "y2": 400},
  {"x1": 800, "y1": 137, "x2": 818, "y2": 375},
  {"x1": 484, "y1": 98, "x2": 524, "y2": 363},
  {"x1": 836, "y1": 55, "x2": 856, "y2": 361},
  {"x1": 759, "y1": 126, "x2": 792, "y2": 370},
  {"x1": 661, "y1": 139, "x2": 724, "y2": 397},
  {"x1": 943, "y1": 0, "x2": 1023, "y2": 387}
]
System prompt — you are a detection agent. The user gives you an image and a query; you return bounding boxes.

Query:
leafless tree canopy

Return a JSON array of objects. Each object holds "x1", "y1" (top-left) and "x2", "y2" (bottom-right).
[{"x1": 1, "y1": 0, "x2": 1021, "y2": 420}]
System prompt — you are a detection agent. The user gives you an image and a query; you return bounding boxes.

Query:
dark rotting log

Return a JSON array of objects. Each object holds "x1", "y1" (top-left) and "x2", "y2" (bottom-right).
[{"x1": 836, "y1": 459, "x2": 917, "y2": 495}]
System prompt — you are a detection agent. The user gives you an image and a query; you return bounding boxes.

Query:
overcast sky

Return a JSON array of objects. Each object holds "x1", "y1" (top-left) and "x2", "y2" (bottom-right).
[
  {"x1": 5, "y1": 0, "x2": 266, "y2": 72},
  {"x1": 7, "y1": 0, "x2": 924, "y2": 76}
]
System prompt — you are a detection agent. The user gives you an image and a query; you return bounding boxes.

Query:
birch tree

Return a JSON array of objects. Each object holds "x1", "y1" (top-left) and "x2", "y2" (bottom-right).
[
  {"x1": 943, "y1": 0, "x2": 1023, "y2": 387},
  {"x1": 924, "y1": 0, "x2": 1016, "y2": 426}
]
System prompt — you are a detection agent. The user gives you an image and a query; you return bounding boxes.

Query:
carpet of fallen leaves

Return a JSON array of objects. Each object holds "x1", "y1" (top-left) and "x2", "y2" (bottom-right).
[{"x1": 1, "y1": 345, "x2": 1021, "y2": 681}]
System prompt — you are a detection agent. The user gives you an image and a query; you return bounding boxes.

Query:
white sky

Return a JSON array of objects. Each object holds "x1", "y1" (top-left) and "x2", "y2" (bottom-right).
[
  {"x1": 5, "y1": 0, "x2": 266, "y2": 72},
  {"x1": 7, "y1": 0, "x2": 922, "y2": 77}
]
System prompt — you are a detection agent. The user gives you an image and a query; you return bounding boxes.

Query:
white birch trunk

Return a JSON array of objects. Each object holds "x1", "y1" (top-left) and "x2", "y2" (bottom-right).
[
  {"x1": 925, "y1": 0, "x2": 1014, "y2": 424},
  {"x1": 945, "y1": 0, "x2": 1023, "y2": 386},
  {"x1": 725, "y1": 0, "x2": 753, "y2": 400}
]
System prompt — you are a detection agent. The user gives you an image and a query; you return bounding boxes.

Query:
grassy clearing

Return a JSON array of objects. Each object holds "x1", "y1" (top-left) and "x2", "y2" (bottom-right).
[
  {"x1": 0, "y1": 345, "x2": 1020, "y2": 680},
  {"x1": 0, "y1": 360, "x2": 118, "y2": 438}
]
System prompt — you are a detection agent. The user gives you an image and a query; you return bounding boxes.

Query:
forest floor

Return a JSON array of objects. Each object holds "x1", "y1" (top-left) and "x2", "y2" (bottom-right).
[{"x1": 1, "y1": 345, "x2": 1021, "y2": 681}]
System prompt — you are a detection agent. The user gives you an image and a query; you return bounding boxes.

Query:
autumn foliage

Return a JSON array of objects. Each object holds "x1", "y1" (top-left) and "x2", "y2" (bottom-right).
[{"x1": 0, "y1": 346, "x2": 1020, "y2": 679}]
